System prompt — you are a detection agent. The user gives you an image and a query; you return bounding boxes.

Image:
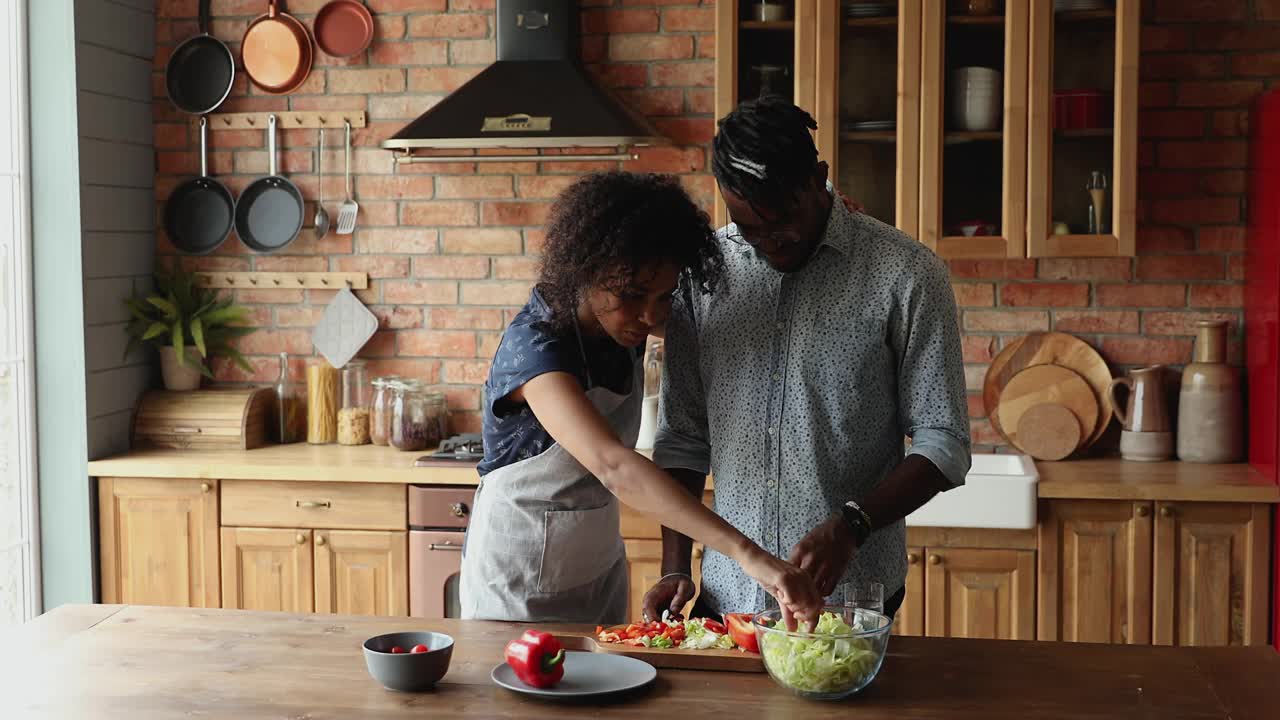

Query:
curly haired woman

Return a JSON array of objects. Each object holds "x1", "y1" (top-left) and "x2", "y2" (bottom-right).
[{"x1": 459, "y1": 171, "x2": 822, "y2": 627}]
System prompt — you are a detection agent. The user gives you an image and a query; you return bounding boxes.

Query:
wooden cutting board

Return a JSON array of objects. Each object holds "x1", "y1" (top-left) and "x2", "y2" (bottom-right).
[
  {"x1": 552, "y1": 631, "x2": 764, "y2": 673},
  {"x1": 1016, "y1": 403, "x2": 1082, "y2": 461},
  {"x1": 983, "y1": 332, "x2": 1112, "y2": 449},
  {"x1": 996, "y1": 365, "x2": 1099, "y2": 457}
]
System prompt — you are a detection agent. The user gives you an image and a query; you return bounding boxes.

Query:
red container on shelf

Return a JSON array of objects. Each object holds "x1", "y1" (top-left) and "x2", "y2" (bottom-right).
[{"x1": 1053, "y1": 89, "x2": 1109, "y2": 129}]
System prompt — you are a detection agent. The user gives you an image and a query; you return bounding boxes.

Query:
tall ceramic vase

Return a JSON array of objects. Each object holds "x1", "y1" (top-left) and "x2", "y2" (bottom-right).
[{"x1": 1177, "y1": 321, "x2": 1243, "y2": 463}]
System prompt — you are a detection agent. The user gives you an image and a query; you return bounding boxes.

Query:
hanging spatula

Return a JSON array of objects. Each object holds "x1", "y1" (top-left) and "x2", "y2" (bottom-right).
[{"x1": 336, "y1": 120, "x2": 359, "y2": 235}]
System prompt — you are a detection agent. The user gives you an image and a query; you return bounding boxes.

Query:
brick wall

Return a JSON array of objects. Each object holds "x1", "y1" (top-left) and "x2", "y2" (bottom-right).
[{"x1": 154, "y1": 0, "x2": 1268, "y2": 449}]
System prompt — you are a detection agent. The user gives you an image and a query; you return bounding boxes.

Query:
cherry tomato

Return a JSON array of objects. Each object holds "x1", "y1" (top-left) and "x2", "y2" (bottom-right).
[
  {"x1": 389, "y1": 646, "x2": 406, "y2": 654},
  {"x1": 411, "y1": 644, "x2": 429, "y2": 654}
]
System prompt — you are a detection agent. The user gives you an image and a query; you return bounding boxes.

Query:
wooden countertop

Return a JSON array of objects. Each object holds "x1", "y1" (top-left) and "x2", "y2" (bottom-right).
[
  {"x1": 4, "y1": 604, "x2": 1277, "y2": 719},
  {"x1": 1036, "y1": 458, "x2": 1280, "y2": 503},
  {"x1": 87, "y1": 444, "x2": 1278, "y2": 503}
]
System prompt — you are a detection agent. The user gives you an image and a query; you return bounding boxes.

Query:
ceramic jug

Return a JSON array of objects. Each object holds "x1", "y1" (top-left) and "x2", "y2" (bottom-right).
[
  {"x1": 1177, "y1": 321, "x2": 1243, "y2": 463},
  {"x1": 1108, "y1": 365, "x2": 1174, "y2": 462}
]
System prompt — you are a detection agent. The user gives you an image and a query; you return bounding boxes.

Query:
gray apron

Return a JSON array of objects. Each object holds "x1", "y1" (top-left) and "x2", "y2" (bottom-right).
[{"x1": 460, "y1": 335, "x2": 640, "y2": 625}]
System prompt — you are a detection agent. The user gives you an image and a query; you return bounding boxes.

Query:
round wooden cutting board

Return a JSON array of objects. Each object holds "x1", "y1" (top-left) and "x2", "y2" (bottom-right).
[
  {"x1": 982, "y1": 332, "x2": 1112, "y2": 449},
  {"x1": 1015, "y1": 403, "x2": 1082, "y2": 461},
  {"x1": 996, "y1": 365, "x2": 1099, "y2": 457}
]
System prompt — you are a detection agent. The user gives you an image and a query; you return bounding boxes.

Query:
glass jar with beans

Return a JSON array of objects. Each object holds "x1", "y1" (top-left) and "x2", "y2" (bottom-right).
[{"x1": 390, "y1": 380, "x2": 448, "y2": 452}]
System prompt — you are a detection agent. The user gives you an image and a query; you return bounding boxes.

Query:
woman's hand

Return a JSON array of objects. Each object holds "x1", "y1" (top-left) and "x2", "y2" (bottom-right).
[{"x1": 741, "y1": 551, "x2": 824, "y2": 630}]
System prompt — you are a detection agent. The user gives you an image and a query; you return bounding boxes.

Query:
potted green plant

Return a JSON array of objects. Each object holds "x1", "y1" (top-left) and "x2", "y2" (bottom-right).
[{"x1": 124, "y1": 266, "x2": 256, "y2": 391}]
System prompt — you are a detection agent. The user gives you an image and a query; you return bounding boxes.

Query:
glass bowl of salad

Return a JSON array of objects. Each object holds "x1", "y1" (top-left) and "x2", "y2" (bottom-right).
[{"x1": 752, "y1": 606, "x2": 892, "y2": 700}]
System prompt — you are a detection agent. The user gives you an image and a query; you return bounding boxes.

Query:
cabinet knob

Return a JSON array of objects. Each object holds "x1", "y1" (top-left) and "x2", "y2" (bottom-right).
[
  {"x1": 928, "y1": 554, "x2": 942, "y2": 566},
  {"x1": 200, "y1": 482, "x2": 211, "y2": 494},
  {"x1": 295, "y1": 533, "x2": 306, "y2": 545},
  {"x1": 1160, "y1": 505, "x2": 1175, "y2": 518},
  {"x1": 316, "y1": 535, "x2": 327, "y2": 547},
  {"x1": 907, "y1": 552, "x2": 920, "y2": 565},
  {"x1": 1135, "y1": 505, "x2": 1149, "y2": 517},
  {"x1": 450, "y1": 502, "x2": 468, "y2": 518},
  {"x1": 693, "y1": 548, "x2": 704, "y2": 560}
]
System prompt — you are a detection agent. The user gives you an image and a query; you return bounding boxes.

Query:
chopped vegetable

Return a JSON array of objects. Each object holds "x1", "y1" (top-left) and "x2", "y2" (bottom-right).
[
  {"x1": 724, "y1": 613, "x2": 760, "y2": 654},
  {"x1": 760, "y1": 611, "x2": 880, "y2": 694},
  {"x1": 594, "y1": 613, "x2": 739, "y2": 651}
]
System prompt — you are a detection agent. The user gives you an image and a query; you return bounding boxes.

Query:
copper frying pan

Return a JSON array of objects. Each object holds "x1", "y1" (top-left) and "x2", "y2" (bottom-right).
[{"x1": 241, "y1": 0, "x2": 313, "y2": 94}]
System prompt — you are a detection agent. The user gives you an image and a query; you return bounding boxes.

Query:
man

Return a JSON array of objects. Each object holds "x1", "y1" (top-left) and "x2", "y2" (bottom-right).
[{"x1": 643, "y1": 96, "x2": 971, "y2": 622}]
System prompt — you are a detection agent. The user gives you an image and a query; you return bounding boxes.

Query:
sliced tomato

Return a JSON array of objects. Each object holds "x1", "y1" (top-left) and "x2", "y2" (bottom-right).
[
  {"x1": 702, "y1": 618, "x2": 726, "y2": 635},
  {"x1": 723, "y1": 613, "x2": 759, "y2": 654}
]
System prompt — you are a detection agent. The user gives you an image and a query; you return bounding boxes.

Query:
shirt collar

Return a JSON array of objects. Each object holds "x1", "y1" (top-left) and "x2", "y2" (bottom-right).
[{"x1": 815, "y1": 182, "x2": 856, "y2": 257}]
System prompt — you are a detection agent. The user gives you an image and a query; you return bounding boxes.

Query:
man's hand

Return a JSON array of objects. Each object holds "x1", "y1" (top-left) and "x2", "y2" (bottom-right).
[
  {"x1": 641, "y1": 574, "x2": 697, "y2": 622},
  {"x1": 788, "y1": 515, "x2": 857, "y2": 598}
]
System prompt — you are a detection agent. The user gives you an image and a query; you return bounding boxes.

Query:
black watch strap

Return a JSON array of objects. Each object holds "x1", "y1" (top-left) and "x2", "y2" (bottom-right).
[{"x1": 841, "y1": 501, "x2": 872, "y2": 546}]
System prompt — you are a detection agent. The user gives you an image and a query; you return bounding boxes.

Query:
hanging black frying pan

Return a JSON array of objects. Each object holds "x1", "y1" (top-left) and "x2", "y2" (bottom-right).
[
  {"x1": 164, "y1": 117, "x2": 235, "y2": 255},
  {"x1": 165, "y1": 0, "x2": 235, "y2": 115},
  {"x1": 235, "y1": 114, "x2": 304, "y2": 253}
]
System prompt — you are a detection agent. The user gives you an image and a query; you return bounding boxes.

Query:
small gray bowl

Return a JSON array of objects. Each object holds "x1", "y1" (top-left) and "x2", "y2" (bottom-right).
[{"x1": 362, "y1": 631, "x2": 454, "y2": 692}]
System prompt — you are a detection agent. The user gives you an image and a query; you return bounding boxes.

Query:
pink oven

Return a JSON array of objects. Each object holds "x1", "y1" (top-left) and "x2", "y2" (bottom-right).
[{"x1": 408, "y1": 486, "x2": 474, "y2": 618}]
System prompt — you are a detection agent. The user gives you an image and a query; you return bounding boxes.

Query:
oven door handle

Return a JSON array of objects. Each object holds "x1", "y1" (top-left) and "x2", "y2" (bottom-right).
[{"x1": 429, "y1": 542, "x2": 463, "y2": 551}]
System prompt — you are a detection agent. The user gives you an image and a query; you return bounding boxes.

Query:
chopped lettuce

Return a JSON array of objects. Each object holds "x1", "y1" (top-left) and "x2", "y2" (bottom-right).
[
  {"x1": 680, "y1": 617, "x2": 736, "y2": 650},
  {"x1": 760, "y1": 611, "x2": 880, "y2": 693}
]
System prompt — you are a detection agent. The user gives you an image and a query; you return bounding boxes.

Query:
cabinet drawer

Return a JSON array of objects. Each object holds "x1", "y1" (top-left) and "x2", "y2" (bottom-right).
[{"x1": 222, "y1": 480, "x2": 406, "y2": 531}]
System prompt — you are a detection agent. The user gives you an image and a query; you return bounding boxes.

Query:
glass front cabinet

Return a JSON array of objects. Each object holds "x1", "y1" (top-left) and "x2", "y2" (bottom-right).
[{"x1": 715, "y1": 0, "x2": 1138, "y2": 259}]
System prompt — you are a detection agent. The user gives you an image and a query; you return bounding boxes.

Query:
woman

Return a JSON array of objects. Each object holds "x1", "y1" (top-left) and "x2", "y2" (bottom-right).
[{"x1": 460, "y1": 171, "x2": 822, "y2": 627}]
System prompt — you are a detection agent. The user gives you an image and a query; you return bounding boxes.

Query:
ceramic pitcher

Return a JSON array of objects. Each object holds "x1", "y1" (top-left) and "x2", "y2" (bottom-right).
[{"x1": 1107, "y1": 365, "x2": 1171, "y2": 433}]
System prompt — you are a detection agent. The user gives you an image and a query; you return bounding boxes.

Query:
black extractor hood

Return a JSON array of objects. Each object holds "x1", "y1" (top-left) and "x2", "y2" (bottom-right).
[{"x1": 382, "y1": 0, "x2": 666, "y2": 162}]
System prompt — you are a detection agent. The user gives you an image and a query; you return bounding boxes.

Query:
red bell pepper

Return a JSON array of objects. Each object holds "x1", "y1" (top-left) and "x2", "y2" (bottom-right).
[{"x1": 504, "y1": 630, "x2": 566, "y2": 688}]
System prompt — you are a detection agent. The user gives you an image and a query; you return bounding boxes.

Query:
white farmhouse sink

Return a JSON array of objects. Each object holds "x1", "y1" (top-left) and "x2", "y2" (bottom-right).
[{"x1": 905, "y1": 454, "x2": 1038, "y2": 530}]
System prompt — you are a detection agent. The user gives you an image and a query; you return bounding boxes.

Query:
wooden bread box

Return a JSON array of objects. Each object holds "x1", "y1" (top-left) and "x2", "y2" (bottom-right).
[{"x1": 133, "y1": 389, "x2": 272, "y2": 450}]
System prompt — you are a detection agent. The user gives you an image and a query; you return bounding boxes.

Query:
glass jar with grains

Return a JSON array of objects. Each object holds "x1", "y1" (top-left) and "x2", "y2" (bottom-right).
[
  {"x1": 337, "y1": 360, "x2": 371, "y2": 446},
  {"x1": 390, "y1": 380, "x2": 448, "y2": 452},
  {"x1": 369, "y1": 376, "x2": 398, "y2": 446}
]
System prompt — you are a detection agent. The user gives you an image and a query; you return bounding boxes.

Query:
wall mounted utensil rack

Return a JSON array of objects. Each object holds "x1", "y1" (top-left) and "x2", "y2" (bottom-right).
[
  {"x1": 196, "y1": 112, "x2": 368, "y2": 131},
  {"x1": 195, "y1": 272, "x2": 369, "y2": 290}
]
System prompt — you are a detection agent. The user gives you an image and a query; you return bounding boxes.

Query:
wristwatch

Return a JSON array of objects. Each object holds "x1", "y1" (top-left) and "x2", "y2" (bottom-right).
[{"x1": 840, "y1": 500, "x2": 872, "y2": 547}]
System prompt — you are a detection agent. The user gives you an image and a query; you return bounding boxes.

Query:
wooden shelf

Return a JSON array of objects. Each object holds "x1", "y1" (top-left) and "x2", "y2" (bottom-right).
[
  {"x1": 945, "y1": 130, "x2": 1002, "y2": 143},
  {"x1": 845, "y1": 16, "x2": 897, "y2": 28},
  {"x1": 1055, "y1": 9, "x2": 1115, "y2": 24},
  {"x1": 938, "y1": 235, "x2": 1010, "y2": 259},
  {"x1": 948, "y1": 14, "x2": 1004, "y2": 25},
  {"x1": 1056, "y1": 128, "x2": 1114, "y2": 139},
  {"x1": 740, "y1": 20, "x2": 794, "y2": 31},
  {"x1": 1032, "y1": 233, "x2": 1120, "y2": 258},
  {"x1": 840, "y1": 130, "x2": 896, "y2": 143}
]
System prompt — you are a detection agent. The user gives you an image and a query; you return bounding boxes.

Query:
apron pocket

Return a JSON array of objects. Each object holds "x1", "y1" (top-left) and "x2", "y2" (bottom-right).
[{"x1": 537, "y1": 503, "x2": 622, "y2": 594}]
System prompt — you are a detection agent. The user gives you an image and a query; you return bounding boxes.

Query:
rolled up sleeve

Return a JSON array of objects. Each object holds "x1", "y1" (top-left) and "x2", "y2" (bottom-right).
[
  {"x1": 653, "y1": 284, "x2": 711, "y2": 475},
  {"x1": 895, "y1": 252, "x2": 972, "y2": 487}
]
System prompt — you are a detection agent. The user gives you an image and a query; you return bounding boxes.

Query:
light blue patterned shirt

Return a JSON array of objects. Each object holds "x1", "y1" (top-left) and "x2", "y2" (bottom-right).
[{"x1": 653, "y1": 198, "x2": 971, "y2": 614}]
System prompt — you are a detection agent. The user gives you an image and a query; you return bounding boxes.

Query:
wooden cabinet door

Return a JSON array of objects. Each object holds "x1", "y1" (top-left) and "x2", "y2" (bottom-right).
[
  {"x1": 623, "y1": 539, "x2": 702, "y2": 621},
  {"x1": 1153, "y1": 503, "x2": 1271, "y2": 646},
  {"x1": 924, "y1": 548, "x2": 1035, "y2": 640},
  {"x1": 1037, "y1": 500, "x2": 1153, "y2": 644},
  {"x1": 893, "y1": 547, "x2": 925, "y2": 637},
  {"x1": 98, "y1": 477, "x2": 220, "y2": 608},
  {"x1": 314, "y1": 530, "x2": 408, "y2": 617},
  {"x1": 220, "y1": 527, "x2": 313, "y2": 613}
]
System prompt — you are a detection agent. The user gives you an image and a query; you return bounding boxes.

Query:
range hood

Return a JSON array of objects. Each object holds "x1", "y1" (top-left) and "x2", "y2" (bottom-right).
[{"x1": 382, "y1": 0, "x2": 666, "y2": 162}]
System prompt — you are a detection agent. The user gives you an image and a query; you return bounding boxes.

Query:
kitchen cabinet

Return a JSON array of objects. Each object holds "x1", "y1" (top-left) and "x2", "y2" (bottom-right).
[
  {"x1": 221, "y1": 527, "x2": 315, "y2": 613},
  {"x1": 315, "y1": 530, "x2": 408, "y2": 617},
  {"x1": 1026, "y1": 0, "x2": 1139, "y2": 257},
  {"x1": 1153, "y1": 502, "x2": 1270, "y2": 647},
  {"x1": 924, "y1": 547, "x2": 1036, "y2": 640},
  {"x1": 1038, "y1": 499, "x2": 1271, "y2": 647},
  {"x1": 900, "y1": 528, "x2": 1037, "y2": 641},
  {"x1": 714, "y1": 0, "x2": 821, "y2": 226},
  {"x1": 1037, "y1": 499, "x2": 1153, "y2": 644},
  {"x1": 97, "y1": 477, "x2": 220, "y2": 608},
  {"x1": 892, "y1": 547, "x2": 925, "y2": 637},
  {"x1": 719, "y1": 0, "x2": 1139, "y2": 258},
  {"x1": 917, "y1": 0, "x2": 1029, "y2": 258}
]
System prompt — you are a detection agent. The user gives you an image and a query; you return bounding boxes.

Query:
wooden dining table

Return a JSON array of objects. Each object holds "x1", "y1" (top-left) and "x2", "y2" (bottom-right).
[{"x1": 2, "y1": 604, "x2": 1277, "y2": 719}]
